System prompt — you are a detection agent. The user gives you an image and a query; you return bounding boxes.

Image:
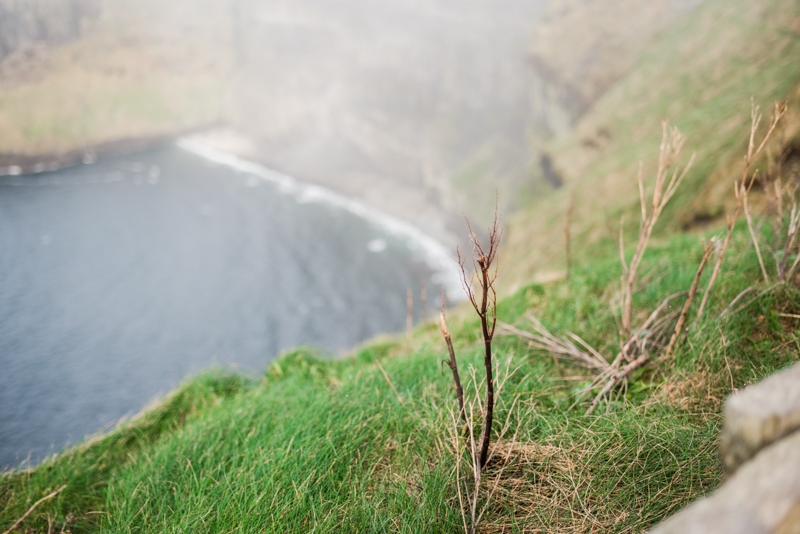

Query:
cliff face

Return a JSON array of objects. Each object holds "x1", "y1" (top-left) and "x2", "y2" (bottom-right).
[
  {"x1": 0, "y1": 0, "x2": 709, "y2": 243},
  {"x1": 225, "y1": 0, "x2": 547, "y2": 233},
  {"x1": 216, "y1": 0, "x2": 710, "y2": 233},
  {"x1": 0, "y1": 0, "x2": 100, "y2": 61},
  {"x1": 527, "y1": 0, "x2": 705, "y2": 131}
]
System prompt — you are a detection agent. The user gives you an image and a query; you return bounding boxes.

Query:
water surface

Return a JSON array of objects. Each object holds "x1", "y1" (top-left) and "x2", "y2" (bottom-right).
[{"x1": 0, "y1": 144, "x2": 456, "y2": 468}]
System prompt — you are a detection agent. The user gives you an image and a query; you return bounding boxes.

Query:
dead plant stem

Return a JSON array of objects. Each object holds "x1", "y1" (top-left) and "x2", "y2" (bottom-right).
[
  {"x1": 440, "y1": 295, "x2": 465, "y2": 421},
  {"x1": 375, "y1": 359, "x2": 404, "y2": 405},
  {"x1": 666, "y1": 239, "x2": 715, "y2": 354},
  {"x1": 2, "y1": 485, "x2": 67, "y2": 534}
]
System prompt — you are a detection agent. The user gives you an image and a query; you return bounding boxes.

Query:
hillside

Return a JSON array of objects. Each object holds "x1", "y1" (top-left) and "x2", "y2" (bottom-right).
[
  {"x1": 504, "y1": 0, "x2": 800, "y2": 289},
  {"x1": 0, "y1": 0, "x2": 710, "y2": 243},
  {"x1": 0, "y1": 0, "x2": 232, "y2": 157},
  {"x1": 2, "y1": 0, "x2": 800, "y2": 532},
  {"x1": 2, "y1": 220, "x2": 798, "y2": 532}
]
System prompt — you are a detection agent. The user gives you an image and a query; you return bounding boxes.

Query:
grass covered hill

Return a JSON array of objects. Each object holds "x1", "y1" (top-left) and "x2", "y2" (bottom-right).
[
  {"x1": 505, "y1": 0, "x2": 800, "y2": 289},
  {"x1": 2, "y1": 0, "x2": 800, "y2": 532},
  {"x1": 1, "y1": 228, "x2": 798, "y2": 532}
]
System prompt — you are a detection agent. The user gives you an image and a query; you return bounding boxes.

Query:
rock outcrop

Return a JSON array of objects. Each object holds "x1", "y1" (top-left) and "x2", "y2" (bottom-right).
[
  {"x1": 649, "y1": 362, "x2": 800, "y2": 534},
  {"x1": 721, "y1": 363, "x2": 800, "y2": 474}
]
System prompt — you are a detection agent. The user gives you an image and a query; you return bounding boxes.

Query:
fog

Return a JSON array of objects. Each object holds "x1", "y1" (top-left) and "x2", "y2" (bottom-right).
[
  {"x1": 121, "y1": 0, "x2": 551, "y2": 239},
  {"x1": 1, "y1": 0, "x2": 707, "y2": 241}
]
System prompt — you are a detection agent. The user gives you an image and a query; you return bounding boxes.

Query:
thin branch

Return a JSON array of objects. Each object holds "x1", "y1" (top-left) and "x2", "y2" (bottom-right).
[
  {"x1": 725, "y1": 284, "x2": 779, "y2": 319},
  {"x1": 697, "y1": 100, "x2": 784, "y2": 318},
  {"x1": 497, "y1": 319, "x2": 606, "y2": 370},
  {"x1": 2, "y1": 485, "x2": 67, "y2": 534},
  {"x1": 565, "y1": 191, "x2": 574, "y2": 280},
  {"x1": 695, "y1": 182, "x2": 742, "y2": 323},
  {"x1": 459, "y1": 205, "x2": 503, "y2": 470},
  {"x1": 618, "y1": 215, "x2": 628, "y2": 275},
  {"x1": 780, "y1": 196, "x2": 800, "y2": 281},
  {"x1": 666, "y1": 239, "x2": 715, "y2": 355},
  {"x1": 620, "y1": 123, "x2": 693, "y2": 341},
  {"x1": 449, "y1": 408, "x2": 469, "y2": 534},
  {"x1": 375, "y1": 359, "x2": 404, "y2": 405},
  {"x1": 585, "y1": 352, "x2": 650, "y2": 416},
  {"x1": 719, "y1": 286, "x2": 755, "y2": 319},
  {"x1": 440, "y1": 292, "x2": 465, "y2": 422},
  {"x1": 743, "y1": 185, "x2": 770, "y2": 282},
  {"x1": 754, "y1": 101, "x2": 787, "y2": 157}
]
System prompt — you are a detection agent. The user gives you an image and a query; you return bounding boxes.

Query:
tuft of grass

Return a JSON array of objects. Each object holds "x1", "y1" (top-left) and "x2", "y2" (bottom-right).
[{"x1": 0, "y1": 371, "x2": 251, "y2": 533}]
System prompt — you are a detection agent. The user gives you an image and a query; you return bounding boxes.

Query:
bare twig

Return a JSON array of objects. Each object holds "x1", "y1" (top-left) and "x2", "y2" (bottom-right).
[
  {"x1": 450, "y1": 408, "x2": 469, "y2": 534},
  {"x1": 719, "y1": 286, "x2": 755, "y2": 319},
  {"x1": 584, "y1": 352, "x2": 651, "y2": 416},
  {"x1": 375, "y1": 359, "x2": 404, "y2": 405},
  {"x1": 696, "y1": 99, "x2": 785, "y2": 320},
  {"x1": 565, "y1": 191, "x2": 574, "y2": 280},
  {"x1": 449, "y1": 360, "x2": 530, "y2": 534},
  {"x1": 720, "y1": 325, "x2": 735, "y2": 391},
  {"x1": 2, "y1": 485, "x2": 67, "y2": 534},
  {"x1": 781, "y1": 194, "x2": 800, "y2": 282},
  {"x1": 573, "y1": 292, "x2": 685, "y2": 414},
  {"x1": 457, "y1": 205, "x2": 503, "y2": 469},
  {"x1": 666, "y1": 238, "x2": 716, "y2": 354},
  {"x1": 743, "y1": 185, "x2": 770, "y2": 282},
  {"x1": 725, "y1": 284, "x2": 779, "y2": 318},
  {"x1": 497, "y1": 319, "x2": 607, "y2": 370},
  {"x1": 620, "y1": 124, "x2": 693, "y2": 343},
  {"x1": 441, "y1": 292, "x2": 465, "y2": 422},
  {"x1": 500, "y1": 291, "x2": 683, "y2": 416},
  {"x1": 695, "y1": 182, "x2": 744, "y2": 323}
]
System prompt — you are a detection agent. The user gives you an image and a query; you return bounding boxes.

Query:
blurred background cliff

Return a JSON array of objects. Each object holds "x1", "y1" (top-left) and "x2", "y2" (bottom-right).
[{"x1": 0, "y1": 0, "x2": 707, "y2": 243}]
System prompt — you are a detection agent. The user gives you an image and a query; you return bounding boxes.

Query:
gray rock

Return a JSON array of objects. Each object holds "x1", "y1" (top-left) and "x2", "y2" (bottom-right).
[
  {"x1": 720, "y1": 363, "x2": 800, "y2": 475},
  {"x1": 649, "y1": 430, "x2": 800, "y2": 534}
]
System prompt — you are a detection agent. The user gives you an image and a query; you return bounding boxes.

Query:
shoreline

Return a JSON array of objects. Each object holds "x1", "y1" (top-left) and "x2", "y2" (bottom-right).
[
  {"x1": 0, "y1": 124, "x2": 220, "y2": 177},
  {"x1": 0, "y1": 127, "x2": 466, "y2": 299},
  {"x1": 182, "y1": 128, "x2": 465, "y2": 255},
  {"x1": 178, "y1": 137, "x2": 465, "y2": 301},
  {"x1": 1, "y1": 127, "x2": 464, "y2": 254}
]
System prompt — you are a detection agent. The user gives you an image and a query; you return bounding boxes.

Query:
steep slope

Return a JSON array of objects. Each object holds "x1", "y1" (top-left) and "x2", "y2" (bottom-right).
[
  {"x1": 2, "y1": 2, "x2": 800, "y2": 529},
  {"x1": 504, "y1": 0, "x2": 800, "y2": 290},
  {"x1": 0, "y1": 0, "x2": 711, "y2": 244},
  {"x1": 0, "y1": 0, "x2": 233, "y2": 157}
]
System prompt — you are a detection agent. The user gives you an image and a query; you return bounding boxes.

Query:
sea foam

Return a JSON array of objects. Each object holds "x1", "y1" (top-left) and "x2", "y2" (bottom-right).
[{"x1": 177, "y1": 138, "x2": 464, "y2": 301}]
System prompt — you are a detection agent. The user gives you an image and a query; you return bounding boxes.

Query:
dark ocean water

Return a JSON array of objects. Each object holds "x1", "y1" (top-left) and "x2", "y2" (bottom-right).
[{"x1": 0, "y1": 143, "x2": 457, "y2": 469}]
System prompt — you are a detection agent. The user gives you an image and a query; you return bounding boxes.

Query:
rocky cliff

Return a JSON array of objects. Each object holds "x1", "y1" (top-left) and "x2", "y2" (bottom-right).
[
  {"x1": 0, "y1": 0, "x2": 708, "y2": 243},
  {"x1": 0, "y1": 0, "x2": 100, "y2": 61}
]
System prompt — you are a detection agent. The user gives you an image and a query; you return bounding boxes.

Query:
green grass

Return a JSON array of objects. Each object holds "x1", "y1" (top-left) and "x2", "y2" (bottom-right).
[
  {"x1": 2, "y1": 0, "x2": 800, "y2": 530},
  {"x1": 503, "y1": 0, "x2": 800, "y2": 288},
  {"x1": 2, "y1": 225, "x2": 797, "y2": 533}
]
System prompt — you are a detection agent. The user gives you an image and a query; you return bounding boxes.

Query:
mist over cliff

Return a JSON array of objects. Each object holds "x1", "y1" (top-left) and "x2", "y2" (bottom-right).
[
  {"x1": 0, "y1": 0, "x2": 100, "y2": 61},
  {"x1": 0, "y1": 0, "x2": 705, "y2": 240}
]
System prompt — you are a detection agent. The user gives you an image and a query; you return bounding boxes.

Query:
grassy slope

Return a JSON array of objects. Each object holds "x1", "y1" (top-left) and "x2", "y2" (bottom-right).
[
  {"x1": 1, "y1": 227, "x2": 798, "y2": 532},
  {"x1": 2, "y1": 0, "x2": 800, "y2": 532},
  {"x1": 504, "y1": 0, "x2": 800, "y2": 289}
]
